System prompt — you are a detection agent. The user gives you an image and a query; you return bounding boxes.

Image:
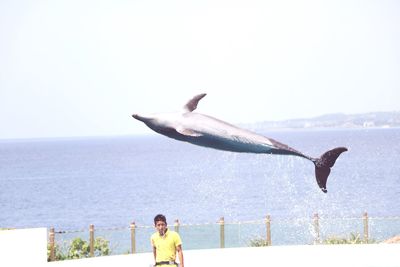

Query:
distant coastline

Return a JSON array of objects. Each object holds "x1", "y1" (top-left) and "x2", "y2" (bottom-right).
[{"x1": 243, "y1": 111, "x2": 400, "y2": 131}]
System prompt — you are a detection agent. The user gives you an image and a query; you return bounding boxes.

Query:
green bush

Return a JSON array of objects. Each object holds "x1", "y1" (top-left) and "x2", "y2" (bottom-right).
[
  {"x1": 47, "y1": 243, "x2": 67, "y2": 261},
  {"x1": 48, "y1": 237, "x2": 111, "y2": 261},
  {"x1": 322, "y1": 233, "x2": 376, "y2": 244},
  {"x1": 249, "y1": 237, "x2": 269, "y2": 247}
]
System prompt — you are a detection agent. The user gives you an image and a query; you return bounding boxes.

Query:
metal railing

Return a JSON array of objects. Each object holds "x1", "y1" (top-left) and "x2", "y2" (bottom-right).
[{"x1": 48, "y1": 212, "x2": 400, "y2": 261}]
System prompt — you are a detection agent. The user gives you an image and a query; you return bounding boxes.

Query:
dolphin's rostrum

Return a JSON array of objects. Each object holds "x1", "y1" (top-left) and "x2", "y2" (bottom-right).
[{"x1": 132, "y1": 93, "x2": 347, "y2": 193}]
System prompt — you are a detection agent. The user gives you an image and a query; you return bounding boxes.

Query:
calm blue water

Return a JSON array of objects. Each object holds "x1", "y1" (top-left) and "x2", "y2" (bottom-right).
[{"x1": 1, "y1": 128, "x2": 399, "y2": 231}]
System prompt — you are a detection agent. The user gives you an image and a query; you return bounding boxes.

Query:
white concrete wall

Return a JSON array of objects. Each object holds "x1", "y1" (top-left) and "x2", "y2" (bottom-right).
[
  {"x1": 48, "y1": 244, "x2": 400, "y2": 267},
  {"x1": 0, "y1": 228, "x2": 47, "y2": 267}
]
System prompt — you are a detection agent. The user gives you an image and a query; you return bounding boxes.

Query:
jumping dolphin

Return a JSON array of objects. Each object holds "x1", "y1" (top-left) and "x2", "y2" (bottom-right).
[{"x1": 132, "y1": 93, "x2": 347, "y2": 193}]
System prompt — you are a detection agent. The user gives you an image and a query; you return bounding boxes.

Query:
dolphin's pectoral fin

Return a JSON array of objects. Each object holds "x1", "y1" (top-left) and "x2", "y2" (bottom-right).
[
  {"x1": 183, "y1": 93, "x2": 207, "y2": 112},
  {"x1": 176, "y1": 127, "x2": 203, "y2": 137}
]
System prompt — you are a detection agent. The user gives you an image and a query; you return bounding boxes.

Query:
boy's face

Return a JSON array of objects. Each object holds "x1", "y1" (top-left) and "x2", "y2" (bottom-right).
[{"x1": 155, "y1": 220, "x2": 167, "y2": 236}]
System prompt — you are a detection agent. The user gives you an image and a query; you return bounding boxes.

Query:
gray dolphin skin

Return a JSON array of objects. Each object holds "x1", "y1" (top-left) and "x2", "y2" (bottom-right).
[{"x1": 132, "y1": 93, "x2": 347, "y2": 193}]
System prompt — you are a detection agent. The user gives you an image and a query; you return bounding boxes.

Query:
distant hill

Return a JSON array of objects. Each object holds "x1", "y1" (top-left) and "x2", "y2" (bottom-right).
[{"x1": 244, "y1": 111, "x2": 400, "y2": 130}]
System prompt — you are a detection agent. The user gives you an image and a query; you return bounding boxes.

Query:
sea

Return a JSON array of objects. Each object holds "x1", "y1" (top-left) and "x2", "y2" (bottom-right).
[{"x1": 1, "y1": 128, "x2": 400, "y2": 251}]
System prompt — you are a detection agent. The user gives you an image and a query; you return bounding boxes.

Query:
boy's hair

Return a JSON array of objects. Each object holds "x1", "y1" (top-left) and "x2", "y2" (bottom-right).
[{"x1": 154, "y1": 214, "x2": 167, "y2": 225}]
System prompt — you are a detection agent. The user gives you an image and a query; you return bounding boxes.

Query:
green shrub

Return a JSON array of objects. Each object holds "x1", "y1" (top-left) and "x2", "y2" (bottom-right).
[
  {"x1": 47, "y1": 243, "x2": 67, "y2": 261},
  {"x1": 249, "y1": 237, "x2": 269, "y2": 247},
  {"x1": 48, "y1": 237, "x2": 111, "y2": 261},
  {"x1": 322, "y1": 233, "x2": 376, "y2": 244}
]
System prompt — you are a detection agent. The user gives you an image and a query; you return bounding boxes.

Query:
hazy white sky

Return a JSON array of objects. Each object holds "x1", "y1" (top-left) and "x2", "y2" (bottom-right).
[{"x1": 1, "y1": 0, "x2": 399, "y2": 139}]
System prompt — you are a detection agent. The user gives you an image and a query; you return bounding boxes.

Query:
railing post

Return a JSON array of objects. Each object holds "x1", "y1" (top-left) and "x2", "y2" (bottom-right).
[
  {"x1": 174, "y1": 219, "x2": 180, "y2": 234},
  {"x1": 363, "y1": 212, "x2": 369, "y2": 243},
  {"x1": 265, "y1": 215, "x2": 272, "y2": 246},
  {"x1": 49, "y1": 227, "x2": 55, "y2": 261},
  {"x1": 130, "y1": 222, "x2": 136, "y2": 254},
  {"x1": 313, "y1": 213, "x2": 320, "y2": 244},
  {"x1": 89, "y1": 224, "x2": 95, "y2": 257},
  {"x1": 219, "y1": 217, "x2": 225, "y2": 248}
]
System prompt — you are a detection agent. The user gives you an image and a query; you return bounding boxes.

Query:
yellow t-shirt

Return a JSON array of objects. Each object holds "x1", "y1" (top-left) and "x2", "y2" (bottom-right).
[{"x1": 151, "y1": 229, "x2": 182, "y2": 263}]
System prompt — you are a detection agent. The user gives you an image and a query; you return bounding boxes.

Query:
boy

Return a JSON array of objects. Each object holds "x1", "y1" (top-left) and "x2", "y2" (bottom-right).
[{"x1": 151, "y1": 214, "x2": 184, "y2": 267}]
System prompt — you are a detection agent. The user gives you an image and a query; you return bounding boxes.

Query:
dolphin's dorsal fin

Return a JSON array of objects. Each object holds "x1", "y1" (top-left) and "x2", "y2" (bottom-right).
[{"x1": 183, "y1": 93, "x2": 207, "y2": 112}]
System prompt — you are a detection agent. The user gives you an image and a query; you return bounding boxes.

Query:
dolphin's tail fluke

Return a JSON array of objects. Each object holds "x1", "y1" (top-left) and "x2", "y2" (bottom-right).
[{"x1": 312, "y1": 147, "x2": 347, "y2": 193}]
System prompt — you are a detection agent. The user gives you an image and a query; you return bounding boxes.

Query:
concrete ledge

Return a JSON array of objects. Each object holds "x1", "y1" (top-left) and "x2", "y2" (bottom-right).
[{"x1": 48, "y1": 244, "x2": 400, "y2": 267}]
